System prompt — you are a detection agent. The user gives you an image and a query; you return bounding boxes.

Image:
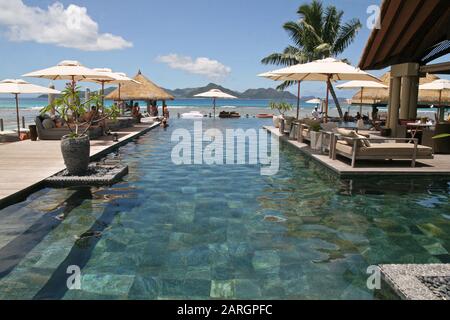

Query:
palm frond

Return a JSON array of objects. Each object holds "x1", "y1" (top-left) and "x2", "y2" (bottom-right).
[
  {"x1": 276, "y1": 80, "x2": 298, "y2": 91},
  {"x1": 298, "y1": 0, "x2": 323, "y2": 37},
  {"x1": 333, "y1": 18, "x2": 362, "y2": 55},
  {"x1": 322, "y1": 6, "x2": 343, "y2": 45},
  {"x1": 283, "y1": 21, "x2": 304, "y2": 48}
]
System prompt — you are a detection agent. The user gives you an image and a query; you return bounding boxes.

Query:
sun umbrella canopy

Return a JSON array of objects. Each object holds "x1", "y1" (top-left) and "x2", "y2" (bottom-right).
[
  {"x1": 337, "y1": 81, "x2": 387, "y2": 114},
  {"x1": 258, "y1": 71, "x2": 324, "y2": 120},
  {"x1": 23, "y1": 60, "x2": 114, "y2": 82},
  {"x1": 194, "y1": 89, "x2": 238, "y2": 99},
  {"x1": 84, "y1": 69, "x2": 139, "y2": 85},
  {"x1": 351, "y1": 72, "x2": 448, "y2": 105},
  {"x1": 306, "y1": 98, "x2": 322, "y2": 104},
  {"x1": 0, "y1": 79, "x2": 61, "y2": 138},
  {"x1": 0, "y1": 79, "x2": 61, "y2": 94},
  {"x1": 266, "y1": 58, "x2": 381, "y2": 82},
  {"x1": 419, "y1": 79, "x2": 450, "y2": 121},
  {"x1": 194, "y1": 89, "x2": 237, "y2": 118},
  {"x1": 337, "y1": 80, "x2": 387, "y2": 90},
  {"x1": 419, "y1": 79, "x2": 450, "y2": 91}
]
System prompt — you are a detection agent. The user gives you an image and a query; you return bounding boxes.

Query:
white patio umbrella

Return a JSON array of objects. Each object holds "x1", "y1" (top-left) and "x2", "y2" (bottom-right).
[
  {"x1": 337, "y1": 80, "x2": 388, "y2": 114},
  {"x1": 306, "y1": 98, "x2": 322, "y2": 104},
  {"x1": 419, "y1": 79, "x2": 450, "y2": 105},
  {"x1": 420, "y1": 79, "x2": 450, "y2": 121},
  {"x1": 264, "y1": 58, "x2": 381, "y2": 121},
  {"x1": 306, "y1": 98, "x2": 323, "y2": 112},
  {"x1": 194, "y1": 89, "x2": 237, "y2": 117},
  {"x1": 83, "y1": 68, "x2": 138, "y2": 111},
  {"x1": 258, "y1": 72, "x2": 323, "y2": 120},
  {"x1": 23, "y1": 60, "x2": 114, "y2": 91},
  {"x1": 0, "y1": 79, "x2": 60, "y2": 138}
]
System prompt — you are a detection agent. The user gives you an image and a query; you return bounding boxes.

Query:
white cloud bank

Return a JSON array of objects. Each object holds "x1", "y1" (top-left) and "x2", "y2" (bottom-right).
[
  {"x1": 157, "y1": 54, "x2": 231, "y2": 80},
  {"x1": 0, "y1": 0, "x2": 132, "y2": 51}
]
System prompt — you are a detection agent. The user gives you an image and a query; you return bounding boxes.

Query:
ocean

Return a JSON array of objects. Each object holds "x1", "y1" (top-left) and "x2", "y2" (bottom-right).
[
  {"x1": 0, "y1": 97, "x2": 437, "y2": 131},
  {"x1": 0, "y1": 97, "x2": 336, "y2": 130}
]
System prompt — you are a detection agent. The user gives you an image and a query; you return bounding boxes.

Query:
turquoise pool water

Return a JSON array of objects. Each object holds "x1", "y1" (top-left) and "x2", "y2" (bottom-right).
[{"x1": 0, "y1": 119, "x2": 449, "y2": 300}]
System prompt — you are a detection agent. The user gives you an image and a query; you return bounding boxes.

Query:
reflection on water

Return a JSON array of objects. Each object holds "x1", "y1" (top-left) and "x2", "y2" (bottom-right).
[{"x1": 0, "y1": 119, "x2": 449, "y2": 300}]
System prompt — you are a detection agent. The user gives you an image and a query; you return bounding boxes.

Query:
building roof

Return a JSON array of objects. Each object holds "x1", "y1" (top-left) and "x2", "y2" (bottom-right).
[
  {"x1": 105, "y1": 70, "x2": 174, "y2": 101},
  {"x1": 359, "y1": 0, "x2": 450, "y2": 70}
]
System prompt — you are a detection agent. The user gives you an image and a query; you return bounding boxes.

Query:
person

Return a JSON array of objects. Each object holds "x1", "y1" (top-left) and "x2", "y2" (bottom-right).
[
  {"x1": 161, "y1": 117, "x2": 169, "y2": 128},
  {"x1": 343, "y1": 112, "x2": 351, "y2": 122},
  {"x1": 82, "y1": 106, "x2": 98, "y2": 123},
  {"x1": 163, "y1": 102, "x2": 170, "y2": 118},
  {"x1": 371, "y1": 107, "x2": 379, "y2": 121},
  {"x1": 150, "y1": 102, "x2": 158, "y2": 117},
  {"x1": 312, "y1": 107, "x2": 321, "y2": 120},
  {"x1": 132, "y1": 102, "x2": 142, "y2": 122},
  {"x1": 356, "y1": 112, "x2": 362, "y2": 120}
]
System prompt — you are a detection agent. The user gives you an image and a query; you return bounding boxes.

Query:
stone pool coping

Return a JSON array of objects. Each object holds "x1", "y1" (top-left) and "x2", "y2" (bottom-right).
[{"x1": 380, "y1": 264, "x2": 450, "y2": 300}]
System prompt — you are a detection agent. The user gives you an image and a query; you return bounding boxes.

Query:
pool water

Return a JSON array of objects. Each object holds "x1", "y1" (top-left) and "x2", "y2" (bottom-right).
[{"x1": 0, "y1": 119, "x2": 449, "y2": 300}]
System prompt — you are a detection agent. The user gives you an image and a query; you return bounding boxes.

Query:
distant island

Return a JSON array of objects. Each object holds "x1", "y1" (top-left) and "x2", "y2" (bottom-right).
[
  {"x1": 38, "y1": 82, "x2": 348, "y2": 102},
  {"x1": 164, "y1": 83, "x2": 299, "y2": 100}
]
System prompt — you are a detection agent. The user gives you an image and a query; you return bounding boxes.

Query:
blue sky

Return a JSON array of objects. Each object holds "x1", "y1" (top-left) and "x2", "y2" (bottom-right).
[{"x1": 0, "y1": 0, "x2": 446, "y2": 98}]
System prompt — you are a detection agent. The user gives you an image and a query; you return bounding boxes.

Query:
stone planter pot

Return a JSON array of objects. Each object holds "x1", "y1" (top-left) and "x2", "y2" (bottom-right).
[
  {"x1": 310, "y1": 131, "x2": 323, "y2": 151},
  {"x1": 61, "y1": 134, "x2": 90, "y2": 176}
]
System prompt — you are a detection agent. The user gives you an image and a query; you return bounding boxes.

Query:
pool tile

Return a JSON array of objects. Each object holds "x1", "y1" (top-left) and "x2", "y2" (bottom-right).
[
  {"x1": 81, "y1": 273, "x2": 135, "y2": 296},
  {"x1": 210, "y1": 280, "x2": 235, "y2": 299}
]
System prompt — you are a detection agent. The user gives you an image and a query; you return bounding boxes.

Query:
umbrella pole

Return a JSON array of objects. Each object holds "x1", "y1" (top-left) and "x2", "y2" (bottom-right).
[
  {"x1": 15, "y1": 94, "x2": 20, "y2": 139},
  {"x1": 101, "y1": 81, "x2": 105, "y2": 115},
  {"x1": 213, "y1": 98, "x2": 216, "y2": 118},
  {"x1": 296, "y1": 81, "x2": 301, "y2": 120},
  {"x1": 438, "y1": 90, "x2": 443, "y2": 122},
  {"x1": 360, "y1": 88, "x2": 363, "y2": 115},
  {"x1": 325, "y1": 78, "x2": 330, "y2": 123}
]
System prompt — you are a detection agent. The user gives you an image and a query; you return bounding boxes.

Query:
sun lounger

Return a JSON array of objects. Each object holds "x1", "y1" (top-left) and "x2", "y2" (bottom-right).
[
  {"x1": 35, "y1": 116, "x2": 103, "y2": 141},
  {"x1": 331, "y1": 131, "x2": 433, "y2": 167}
]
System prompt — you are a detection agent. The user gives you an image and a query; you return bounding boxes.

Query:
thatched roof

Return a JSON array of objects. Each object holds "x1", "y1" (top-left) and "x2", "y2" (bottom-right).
[
  {"x1": 351, "y1": 73, "x2": 450, "y2": 105},
  {"x1": 105, "y1": 70, "x2": 174, "y2": 101}
]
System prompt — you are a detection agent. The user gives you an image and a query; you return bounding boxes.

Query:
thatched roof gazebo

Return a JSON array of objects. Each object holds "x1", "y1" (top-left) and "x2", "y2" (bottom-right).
[
  {"x1": 105, "y1": 70, "x2": 174, "y2": 102},
  {"x1": 350, "y1": 72, "x2": 449, "y2": 106}
]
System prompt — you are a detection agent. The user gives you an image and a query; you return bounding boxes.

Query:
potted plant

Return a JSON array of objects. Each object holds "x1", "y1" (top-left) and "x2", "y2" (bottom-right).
[
  {"x1": 41, "y1": 86, "x2": 119, "y2": 176},
  {"x1": 269, "y1": 101, "x2": 293, "y2": 128}
]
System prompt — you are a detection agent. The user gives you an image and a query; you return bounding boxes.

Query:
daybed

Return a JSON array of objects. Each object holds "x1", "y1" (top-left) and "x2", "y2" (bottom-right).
[{"x1": 331, "y1": 129, "x2": 433, "y2": 167}]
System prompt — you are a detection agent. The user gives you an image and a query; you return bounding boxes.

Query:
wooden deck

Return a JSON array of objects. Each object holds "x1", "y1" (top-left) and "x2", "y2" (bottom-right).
[
  {"x1": 264, "y1": 126, "x2": 450, "y2": 178},
  {"x1": 0, "y1": 123, "x2": 160, "y2": 208}
]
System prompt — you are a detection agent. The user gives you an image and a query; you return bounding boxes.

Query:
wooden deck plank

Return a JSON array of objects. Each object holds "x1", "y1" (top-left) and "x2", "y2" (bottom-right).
[{"x1": 0, "y1": 123, "x2": 159, "y2": 207}]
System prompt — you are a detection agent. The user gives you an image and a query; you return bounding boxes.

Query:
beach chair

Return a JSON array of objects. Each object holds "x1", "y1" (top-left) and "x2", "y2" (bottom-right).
[{"x1": 331, "y1": 129, "x2": 433, "y2": 167}]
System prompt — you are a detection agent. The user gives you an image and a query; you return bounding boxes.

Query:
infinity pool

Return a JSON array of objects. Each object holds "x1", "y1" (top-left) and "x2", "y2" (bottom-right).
[{"x1": 0, "y1": 119, "x2": 449, "y2": 299}]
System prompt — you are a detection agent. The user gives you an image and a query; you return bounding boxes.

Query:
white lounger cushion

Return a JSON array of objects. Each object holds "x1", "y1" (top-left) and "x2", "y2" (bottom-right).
[{"x1": 335, "y1": 141, "x2": 433, "y2": 157}]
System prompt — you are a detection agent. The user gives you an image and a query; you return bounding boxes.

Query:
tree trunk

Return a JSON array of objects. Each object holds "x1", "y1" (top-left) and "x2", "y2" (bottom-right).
[{"x1": 328, "y1": 82, "x2": 344, "y2": 119}]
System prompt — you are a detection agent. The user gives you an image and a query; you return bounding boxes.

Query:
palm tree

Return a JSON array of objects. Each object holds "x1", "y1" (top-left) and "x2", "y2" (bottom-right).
[{"x1": 262, "y1": 0, "x2": 362, "y2": 116}]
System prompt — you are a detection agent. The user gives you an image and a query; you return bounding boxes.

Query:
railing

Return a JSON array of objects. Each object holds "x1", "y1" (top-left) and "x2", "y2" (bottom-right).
[{"x1": 0, "y1": 117, "x2": 29, "y2": 131}]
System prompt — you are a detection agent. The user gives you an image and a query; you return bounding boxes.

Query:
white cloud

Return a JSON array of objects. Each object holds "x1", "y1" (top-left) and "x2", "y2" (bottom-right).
[
  {"x1": 157, "y1": 54, "x2": 231, "y2": 80},
  {"x1": 0, "y1": 0, "x2": 132, "y2": 51}
]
